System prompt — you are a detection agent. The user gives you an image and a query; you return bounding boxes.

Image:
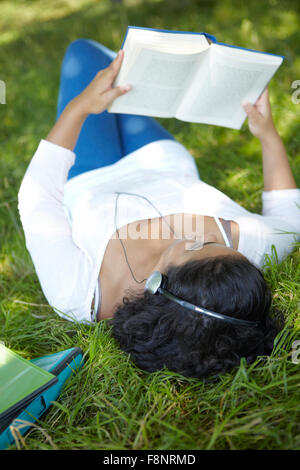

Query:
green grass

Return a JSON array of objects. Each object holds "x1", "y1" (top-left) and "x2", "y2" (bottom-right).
[{"x1": 0, "y1": 0, "x2": 300, "y2": 450}]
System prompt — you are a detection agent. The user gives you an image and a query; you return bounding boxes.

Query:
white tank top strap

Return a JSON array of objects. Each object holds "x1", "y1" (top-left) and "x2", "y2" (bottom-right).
[{"x1": 214, "y1": 216, "x2": 232, "y2": 248}]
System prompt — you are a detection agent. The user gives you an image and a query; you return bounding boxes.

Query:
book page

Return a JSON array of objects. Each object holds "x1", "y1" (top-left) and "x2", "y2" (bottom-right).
[
  {"x1": 108, "y1": 48, "x2": 201, "y2": 117},
  {"x1": 177, "y1": 44, "x2": 283, "y2": 129},
  {"x1": 123, "y1": 27, "x2": 210, "y2": 55}
]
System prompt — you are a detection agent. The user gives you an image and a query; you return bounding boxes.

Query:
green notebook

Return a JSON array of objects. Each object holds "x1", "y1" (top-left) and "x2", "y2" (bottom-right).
[{"x1": 0, "y1": 344, "x2": 57, "y2": 419}]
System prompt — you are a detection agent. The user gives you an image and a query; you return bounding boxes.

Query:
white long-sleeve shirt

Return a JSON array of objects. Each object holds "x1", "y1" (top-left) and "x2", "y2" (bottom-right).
[{"x1": 18, "y1": 138, "x2": 300, "y2": 324}]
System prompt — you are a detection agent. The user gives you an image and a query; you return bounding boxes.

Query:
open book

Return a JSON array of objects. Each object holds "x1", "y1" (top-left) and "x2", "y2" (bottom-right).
[{"x1": 108, "y1": 26, "x2": 284, "y2": 129}]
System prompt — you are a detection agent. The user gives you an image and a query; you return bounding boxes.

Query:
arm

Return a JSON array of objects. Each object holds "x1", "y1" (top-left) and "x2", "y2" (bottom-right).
[
  {"x1": 18, "y1": 50, "x2": 132, "y2": 321},
  {"x1": 242, "y1": 89, "x2": 299, "y2": 256},
  {"x1": 242, "y1": 88, "x2": 297, "y2": 191},
  {"x1": 18, "y1": 140, "x2": 90, "y2": 321},
  {"x1": 260, "y1": 131, "x2": 297, "y2": 192},
  {"x1": 46, "y1": 49, "x2": 131, "y2": 151}
]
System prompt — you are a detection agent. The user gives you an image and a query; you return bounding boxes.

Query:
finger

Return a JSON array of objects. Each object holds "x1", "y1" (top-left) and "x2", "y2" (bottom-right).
[
  {"x1": 94, "y1": 51, "x2": 123, "y2": 84},
  {"x1": 107, "y1": 50, "x2": 124, "y2": 76},
  {"x1": 262, "y1": 87, "x2": 269, "y2": 99},
  {"x1": 114, "y1": 49, "x2": 124, "y2": 64},
  {"x1": 101, "y1": 83, "x2": 131, "y2": 107},
  {"x1": 242, "y1": 101, "x2": 259, "y2": 119},
  {"x1": 242, "y1": 101, "x2": 265, "y2": 128},
  {"x1": 256, "y1": 88, "x2": 269, "y2": 107}
]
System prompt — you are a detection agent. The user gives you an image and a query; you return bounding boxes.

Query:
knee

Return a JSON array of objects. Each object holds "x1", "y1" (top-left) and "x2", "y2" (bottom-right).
[
  {"x1": 64, "y1": 38, "x2": 91, "y2": 59},
  {"x1": 61, "y1": 39, "x2": 116, "y2": 79},
  {"x1": 61, "y1": 39, "x2": 92, "y2": 78}
]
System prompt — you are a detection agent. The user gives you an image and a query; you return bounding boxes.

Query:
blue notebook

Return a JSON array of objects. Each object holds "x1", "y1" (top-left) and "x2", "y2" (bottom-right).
[
  {"x1": 0, "y1": 344, "x2": 57, "y2": 421},
  {"x1": 108, "y1": 25, "x2": 284, "y2": 130},
  {"x1": 0, "y1": 347, "x2": 84, "y2": 449}
]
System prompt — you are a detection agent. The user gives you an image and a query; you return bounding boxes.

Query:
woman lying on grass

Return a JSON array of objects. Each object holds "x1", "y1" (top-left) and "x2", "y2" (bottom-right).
[{"x1": 18, "y1": 39, "x2": 300, "y2": 380}]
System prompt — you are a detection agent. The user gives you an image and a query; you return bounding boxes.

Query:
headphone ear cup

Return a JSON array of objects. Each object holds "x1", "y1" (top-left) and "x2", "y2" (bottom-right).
[{"x1": 144, "y1": 271, "x2": 164, "y2": 295}]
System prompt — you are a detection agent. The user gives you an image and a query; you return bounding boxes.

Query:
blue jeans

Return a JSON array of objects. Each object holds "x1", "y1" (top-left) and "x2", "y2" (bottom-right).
[{"x1": 56, "y1": 39, "x2": 176, "y2": 180}]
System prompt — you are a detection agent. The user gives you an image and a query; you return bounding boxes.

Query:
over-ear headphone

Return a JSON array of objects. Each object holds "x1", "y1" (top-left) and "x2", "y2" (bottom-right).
[{"x1": 144, "y1": 271, "x2": 260, "y2": 327}]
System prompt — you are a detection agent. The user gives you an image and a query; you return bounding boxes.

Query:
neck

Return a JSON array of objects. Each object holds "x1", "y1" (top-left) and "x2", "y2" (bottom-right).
[{"x1": 98, "y1": 215, "x2": 237, "y2": 320}]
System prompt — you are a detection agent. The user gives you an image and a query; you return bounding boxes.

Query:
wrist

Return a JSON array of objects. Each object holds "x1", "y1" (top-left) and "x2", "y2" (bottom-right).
[
  {"x1": 67, "y1": 96, "x2": 89, "y2": 120},
  {"x1": 258, "y1": 127, "x2": 280, "y2": 146}
]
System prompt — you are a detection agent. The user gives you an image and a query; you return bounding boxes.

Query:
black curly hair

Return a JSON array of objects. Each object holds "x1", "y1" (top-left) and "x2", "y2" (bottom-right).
[{"x1": 110, "y1": 254, "x2": 280, "y2": 380}]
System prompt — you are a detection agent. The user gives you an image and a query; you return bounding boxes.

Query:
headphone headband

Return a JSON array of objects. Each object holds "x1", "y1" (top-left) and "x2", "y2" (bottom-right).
[{"x1": 144, "y1": 271, "x2": 260, "y2": 328}]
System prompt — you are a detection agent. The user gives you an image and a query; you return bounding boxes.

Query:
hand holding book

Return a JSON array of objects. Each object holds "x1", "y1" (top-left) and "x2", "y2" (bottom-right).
[
  {"x1": 46, "y1": 50, "x2": 132, "y2": 151},
  {"x1": 242, "y1": 88, "x2": 277, "y2": 140},
  {"x1": 73, "y1": 49, "x2": 131, "y2": 115},
  {"x1": 242, "y1": 86, "x2": 297, "y2": 191}
]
